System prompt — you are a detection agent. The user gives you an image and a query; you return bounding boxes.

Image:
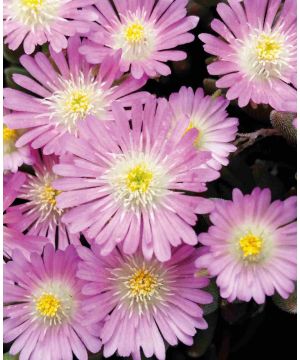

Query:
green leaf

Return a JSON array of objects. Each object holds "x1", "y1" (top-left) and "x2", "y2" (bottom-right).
[
  {"x1": 3, "y1": 43, "x2": 24, "y2": 65},
  {"x1": 202, "y1": 279, "x2": 219, "y2": 316},
  {"x1": 3, "y1": 353, "x2": 19, "y2": 360},
  {"x1": 4, "y1": 66, "x2": 29, "y2": 90}
]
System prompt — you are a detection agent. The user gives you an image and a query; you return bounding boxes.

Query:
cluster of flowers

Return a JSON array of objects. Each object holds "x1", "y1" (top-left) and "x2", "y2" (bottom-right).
[{"x1": 3, "y1": 0, "x2": 297, "y2": 359}]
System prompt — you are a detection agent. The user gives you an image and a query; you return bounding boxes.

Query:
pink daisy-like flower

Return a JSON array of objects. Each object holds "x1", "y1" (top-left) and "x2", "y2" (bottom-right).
[
  {"x1": 169, "y1": 86, "x2": 238, "y2": 171},
  {"x1": 4, "y1": 36, "x2": 149, "y2": 155},
  {"x1": 79, "y1": 0, "x2": 199, "y2": 79},
  {"x1": 4, "y1": 171, "x2": 48, "y2": 259},
  {"x1": 4, "y1": 0, "x2": 97, "y2": 54},
  {"x1": 199, "y1": 0, "x2": 297, "y2": 108},
  {"x1": 4, "y1": 244, "x2": 102, "y2": 360},
  {"x1": 54, "y1": 98, "x2": 218, "y2": 261},
  {"x1": 77, "y1": 244, "x2": 212, "y2": 360},
  {"x1": 196, "y1": 188, "x2": 297, "y2": 304},
  {"x1": 6, "y1": 152, "x2": 80, "y2": 250}
]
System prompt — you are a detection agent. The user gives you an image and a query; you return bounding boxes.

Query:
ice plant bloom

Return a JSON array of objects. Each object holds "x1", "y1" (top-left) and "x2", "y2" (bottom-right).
[
  {"x1": 3, "y1": 117, "x2": 34, "y2": 173},
  {"x1": 80, "y1": 0, "x2": 199, "y2": 79},
  {"x1": 196, "y1": 188, "x2": 297, "y2": 304},
  {"x1": 4, "y1": 36, "x2": 149, "y2": 155},
  {"x1": 4, "y1": 172, "x2": 48, "y2": 259},
  {"x1": 54, "y1": 98, "x2": 218, "y2": 261},
  {"x1": 169, "y1": 87, "x2": 238, "y2": 171},
  {"x1": 3, "y1": 0, "x2": 97, "y2": 54},
  {"x1": 77, "y1": 244, "x2": 212, "y2": 360},
  {"x1": 6, "y1": 153, "x2": 80, "y2": 250},
  {"x1": 199, "y1": 0, "x2": 297, "y2": 108},
  {"x1": 4, "y1": 244, "x2": 102, "y2": 360}
]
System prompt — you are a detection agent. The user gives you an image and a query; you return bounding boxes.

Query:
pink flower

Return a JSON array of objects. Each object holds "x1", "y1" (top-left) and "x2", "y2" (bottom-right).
[
  {"x1": 4, "y1": 36, "x2": 149, "y2": 155},
  {"x1": 169, "y1": 86, "x2": 238, "y2": 171},
  {"x1": 4, "y1": 244, "x2": 101, "y2": 360},
  {"x1": 4, "y1": 0, "x2": 97, "y2": 54},
  {"x1": 54, "y1": 98, "x2": 218, "y2": 261},
  {"x1": 6, "y1": 152, "x2": 80, "y2": 250},
  {"x1": 80, "y1": 0, "x2": 199, "y2": 79},
  {"x1": 196, "y1": 188, "x2": 297, "y2": 304},
  {"x1": 199, "y1": 0, "x2": 297, "y2": 108},
  {"x1": 4, "y1": 172, "x2": 48, "y2": 259},
  {"x1": 77, "y1": 244, "x2": 212, "y2": 360}
]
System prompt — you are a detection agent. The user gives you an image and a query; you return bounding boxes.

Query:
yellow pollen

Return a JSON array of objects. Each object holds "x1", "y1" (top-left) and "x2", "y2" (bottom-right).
[
  {"x1": 126, "y1": 164, "x2": 153, "y2": 193},
  {"x1": 256, "y1": 34, "x2": 281, "y2": 62},
  {"x1": 3, "y1": 126, "x2": 17, "y2": 143},
  {"x1": 239, "y1": 232, "x2": 263, "y2": 258},
  {"x1": 64, "y1": 90, "x2": 91, "y2": 117},
  {"x1": 21, "y1": 0, "x2": 43, "y2": 10},
  {"x1": 124, "y1": 23, "x2": 145, "y2": 43},
  {"x1": 40, "y1": 185, "x2": 61, "y2": 207},
  {"x1": 127, "y1": 268, "x2": 158, "y2": 300},
  {"x1": 36, "y1": 293, "x2": 61, "y2": 318}
]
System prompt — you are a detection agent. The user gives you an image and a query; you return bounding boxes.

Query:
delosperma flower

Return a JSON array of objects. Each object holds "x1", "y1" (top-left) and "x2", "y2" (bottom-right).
[
  {"x1": 199, "y1": 0, "x2": 297, "y2": 108},
  {"x1": 4, "y1": 36, "x2": 149, "y2": 155},
  {"x1": 79, "y1": 0, "x2": 199, "y2": 79},
  {"x1": 4, "y1": 244, "x2": 101, "y2": 360},
  {"x1": 54, "y1": 98, "x2": 218, "y2": 261},
  {"x1": 196, "y1": 188, "x2": 297, "y2": 304},
  {"x1": 77, "y1": 244, "x2": 212, "y2": 360},
  {"x1": 4, "y1": 171, "x2": 48, "y2": 259},
  {"x1": 169, "y1": 87, "x2": 238, "y2": 171},
  {"x1": 6, "y1": 153, "x2": 80, "y2": 249},
  {"x1": 3, "y1": 0, "x2": 97, "y2": 54}
]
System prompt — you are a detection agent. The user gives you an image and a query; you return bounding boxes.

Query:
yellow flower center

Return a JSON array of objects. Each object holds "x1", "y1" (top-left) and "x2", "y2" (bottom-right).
[
  {"x1": 127, "y1": 268, "x2": 158, "y2": 301},
  {"x1": 36, "y1": 293, "x2": 61, "y2": 318},
  {"x1": 3, "y1": 126, "x2": 17, "y2": 143},
  {"x1": 124, "y1": 23, "x2": 145, "y2": 43},
  {"x1": 64, "y1": 90, "x2": 91, "y2": 118},
  {"x1": 126, "y1": 164, "x2": 153, "y2": 193},
  {"x1": 184, "y1": 122, "x2": 201, "y2": 147},
  {"x1": 239, "y1": 232, "x2": 263, "y2": 258},
  {"x1": 256, "y1": 34, "x2": 282, "y2": 62},
  {"x1": 40, "y1": 185, "x2": 61, "y2": 208},
  {"x1": 21, "y1": 0, "x2": 43, "y2": 10}
]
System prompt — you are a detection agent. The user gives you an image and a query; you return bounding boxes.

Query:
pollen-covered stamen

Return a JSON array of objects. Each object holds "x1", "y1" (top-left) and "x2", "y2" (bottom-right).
[
  {"x1": 36, "y1": 292, "x2": 61, "y2": 318},
  {"x1": 124, "y1": 23, "x2": 145, "y2": 43},
  {"x1": 239, "y1": 232, "x2": 263, "y2": 260},
  {"x1": 22, "y1": 171, "x2": 63, "y2": 224},
  {"x1": 43, "y1": 73, "x2": 110, "y2": 135},
  {"x1": 8, "y1": 0, "x2": 61, "y2": 28},
  {"x1": 126, "y1": 164, "x2": 153, "y2": 193},
  {"x1": 3, "y1": 126, "x2": 18, "y2": 153},
  {"x1": 255, "y1": 34, "x2": 282, "y2": 62},
  {"x1": 106, "y1": 154, "x2": 170, "y2": 211},
  {"x1": 126, "y1": 267, "x2": 159, "y2": 303}
]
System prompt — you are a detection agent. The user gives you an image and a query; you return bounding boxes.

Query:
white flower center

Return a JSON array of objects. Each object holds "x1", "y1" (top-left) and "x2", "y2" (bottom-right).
[
  {"x1": 7, "y1": 0, "x2": 61, "y2": 29},
  {"x1": 113, "y1": 11, "x2": 156, "y2": 61},
  {"x1": 111, "y1": 256, "x2": 169, "y2": 314},
  {"x1": 239, "y1": 27, "x2": 293, "y2": 80},
  {"x1": 22, "y1": 171, "x2": 63, "y2": 224},
  {"x1": 104, "y1": 152, "x2": 170, "y2": 211},
  {"x1": 32, "y1": 281, "x2": 75, "y2": 326},
  {"x1": 43, "y1": 72, "x2": 111, "y2": 135}
]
